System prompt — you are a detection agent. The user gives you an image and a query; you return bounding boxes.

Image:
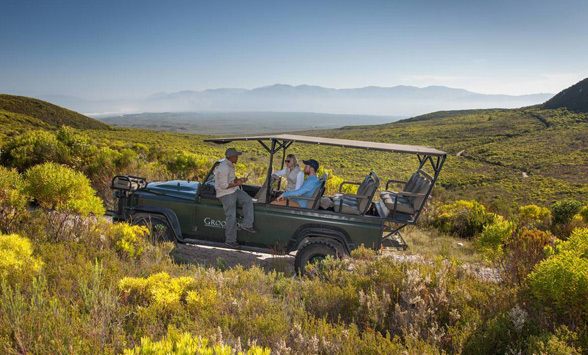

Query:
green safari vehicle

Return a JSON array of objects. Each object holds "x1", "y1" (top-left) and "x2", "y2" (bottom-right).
[{"x1": 108, "y1": 134, "x2": 446, "y2": 273}]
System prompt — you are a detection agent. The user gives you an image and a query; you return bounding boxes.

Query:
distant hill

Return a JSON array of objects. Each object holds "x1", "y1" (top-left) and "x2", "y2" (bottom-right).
[
  {"x1": 0, "y1": 94, "x2": 110, "y2": 130},
  {"x1": 542, "y1": 77, "x2": 588, "y2": 113},
  {"x1": 34, "y1": 84, "x2": 553, "y2": 117}
]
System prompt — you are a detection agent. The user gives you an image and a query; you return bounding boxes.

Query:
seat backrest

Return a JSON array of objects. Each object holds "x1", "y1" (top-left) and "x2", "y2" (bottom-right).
[
  {"x1": 357, "y1": 180, "x2": 375, "y2": 212},
  {"x1": 403, "y1": 173, "x2": 420, "y2": 192},
  {"x1": 412, "y1": 179, "x2": 431, "y2": 210},
  {"x1": 356, "y1": 174, "x2": 372, "y2": 196},
  {"x1": 307, "y1": 173, "x2": 327, "y2": 209},
  {"x1": 357, "y1": 171, "x2": 380, "y2": 213}
]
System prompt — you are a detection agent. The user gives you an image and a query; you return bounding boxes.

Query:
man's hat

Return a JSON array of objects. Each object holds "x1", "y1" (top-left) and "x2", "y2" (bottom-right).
[
  {"x1": 302, "y1": 159, "x2": 319, "y2": 171},
  {"x1": 225, "y1": 148, "x2": 242, "y2": 158}
]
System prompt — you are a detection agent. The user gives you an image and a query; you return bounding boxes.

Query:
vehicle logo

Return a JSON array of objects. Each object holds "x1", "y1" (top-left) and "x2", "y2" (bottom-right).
[{"x1": 203, "y1": 217, "x2": 241, "y2": 229}]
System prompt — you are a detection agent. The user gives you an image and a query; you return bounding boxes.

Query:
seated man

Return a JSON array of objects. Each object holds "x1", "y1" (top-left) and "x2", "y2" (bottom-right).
[{"x1": 271, "y1": 159, "x2": 321, "y2": 208}]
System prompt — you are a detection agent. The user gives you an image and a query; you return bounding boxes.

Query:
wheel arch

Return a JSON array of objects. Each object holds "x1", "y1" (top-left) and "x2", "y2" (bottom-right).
[
  {"x1": 287, "y1": 224, "x2": 354, "y2": 255},
  {"x1": 129, "y1": 205, "x2": 182, "y2": 240}
]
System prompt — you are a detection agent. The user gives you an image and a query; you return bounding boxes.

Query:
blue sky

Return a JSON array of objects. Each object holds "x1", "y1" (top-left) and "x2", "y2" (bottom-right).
[{"x1": 1, "y1": 0, "x2": 587, "y2": 99}]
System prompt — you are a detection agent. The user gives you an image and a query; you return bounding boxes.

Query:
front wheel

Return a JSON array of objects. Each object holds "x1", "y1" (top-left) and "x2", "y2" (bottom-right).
[
  {"x1": 131, "y1": 213, "x2": 176, "y2": 244},
  {"x1": 295, "y1": 241, "x2": 342, "y2": 276}
]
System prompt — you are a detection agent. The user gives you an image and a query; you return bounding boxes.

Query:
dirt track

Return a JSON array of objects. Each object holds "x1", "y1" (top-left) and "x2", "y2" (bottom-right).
[{"x1": 171, "y1": 243, "x2": 296, "y2": 274}]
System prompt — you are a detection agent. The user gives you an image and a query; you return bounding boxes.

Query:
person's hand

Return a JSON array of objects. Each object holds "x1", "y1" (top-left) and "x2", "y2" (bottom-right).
[
  {"x1": 276, "y1": 195, "x2": 284, "y2": 202},
  {"x1": 242, "y1": 177, "x2": 248, "y2": 183},
  {"x1": 271, "y1": 174, "x2": 279, "y2": 179},
  {"x1": 234, "y1": 179, "x2": 243, "y2": 186}
]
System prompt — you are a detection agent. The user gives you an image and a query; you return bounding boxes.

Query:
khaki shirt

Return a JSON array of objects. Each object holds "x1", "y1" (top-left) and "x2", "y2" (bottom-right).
[{"x1": 214, "y1": 159, "x2": 239, "y2": 198}]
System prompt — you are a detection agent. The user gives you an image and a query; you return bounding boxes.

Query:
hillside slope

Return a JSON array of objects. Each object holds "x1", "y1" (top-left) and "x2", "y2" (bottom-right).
[
  {"x1": 542, "y1": 77, "x2": 588, "y2": 113},
  {"x1": 0, "y1": 94, "x2": 110, "y2": 130},
  {"x1": 307, "y1": 107, "x2": 588, "y2": 205}
]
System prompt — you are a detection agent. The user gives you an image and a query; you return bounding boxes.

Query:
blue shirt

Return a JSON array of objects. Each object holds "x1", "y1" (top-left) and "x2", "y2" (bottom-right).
[{"x1": 281, "y1": 175, "x2": 321, "y2": 208}]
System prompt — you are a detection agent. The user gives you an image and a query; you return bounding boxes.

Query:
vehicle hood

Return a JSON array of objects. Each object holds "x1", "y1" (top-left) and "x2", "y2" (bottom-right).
[{"x1": 144, "y1": 180, "x2": 200, "y2": 200}]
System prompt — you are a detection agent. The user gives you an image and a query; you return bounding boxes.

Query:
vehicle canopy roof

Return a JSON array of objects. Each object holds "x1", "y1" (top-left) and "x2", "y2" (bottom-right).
[{"x1": 204, "y1": 134, "x2": 446, "y2": 157}]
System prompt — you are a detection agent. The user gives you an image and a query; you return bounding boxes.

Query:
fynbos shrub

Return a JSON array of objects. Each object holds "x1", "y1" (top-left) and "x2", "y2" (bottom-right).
[
  {"x1": 477, "y1": 217, "x2": 514, "y2": 261},
  {"x1": 528, "y1": 228, "x2": 588, "y2": 322},
  {"x1": 24, "y1": 162, "x2": 105, "y2": 216},
  {"x1": 0, "y1": 233, "x2": 43, "y2": 287},
  {"x1": 434, "y1": 200, "x2": 496, "y2": 239},
  {"x1": 518, "y1": 204, "x2": 551, "y2": 230},
  {"x1": 123, "y1": 327, "x2": 270, "y2": 355},
  {"x1": 0, "y1": 130, "x2": 69, "y2": 171},
  {"x1": 0, "y1": 166, "x2": 29, "y2": 233},
  {"x1": 551, "y1": 199, "x2": 582, "y2": 226},
  {"x1": 107, "y1": 223, "x2": 149, "y2": 260},
  {"x1": 498, "y1": 228, "x2": 554, "y2": 285}
]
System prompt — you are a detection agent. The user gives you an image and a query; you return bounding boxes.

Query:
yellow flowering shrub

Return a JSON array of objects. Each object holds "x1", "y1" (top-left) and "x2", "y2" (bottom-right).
[
  {"x1": 477, "y1": 217, "x2": 515, "y2": 261},
  {"x1": 519, "y1": 204, "x2": 551, "y2": 229},
  {"x1": 0, "y1": 233, "x2": 43, "y2": 286},
  {"x1": 119, "y1": 272, "x2": 197, "y2": 308},
  {"x1": 529, "y1": 228, "x2": 588, "y2": 322},
  {"x1": 123, "y1": 327, "x2": 270, "y2": 355},
  {"x1": 317, "y1": 167, "x2": 355, "y2": 195},
  {"x1": 25, "y1": 162, "x2": 105, "y2": 216},
  {"x1": 434, "y1": 200, "x2": 497, "y2": 239},
  {"x1": 578, "y1": 206, "x2": 588, "y2": 224},
  {"x1": 0, "y1": 166, "x2": 29, "y2": 232},
  {"x1": 107, "y1": 222, "x2": 149, "y2": 259},
  {"x1": 185, "y1": 288, "x2": 218, "y2": 314}
]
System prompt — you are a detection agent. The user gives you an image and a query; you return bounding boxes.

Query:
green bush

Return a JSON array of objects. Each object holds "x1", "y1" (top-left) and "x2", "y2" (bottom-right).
[
  {"x1": 477, "y1": 217, "x2": 514, "y2": 261},
  {"x1": 528, "y1": 228, "x2": 588, "y2": 322},
  {"x1": 434, "y1": 200, "x2": 497, "y2": 239},
  {"x1": 0, "y1": 130, "x2": 69, "y2": 171},
  {"x1": 24, "y1": 162, "x2": 105, "y2": 216},
  {"x1": 0, "y1": 166, "x2": 29, "y2": 233},
  {"x1": 526, "y1": 326, "x2": 581, "y2": 355},
  {"x1": 0, "y1": 233, "x2": 43, "y2": 286},
  {"x1": 551, "y1": 199, "x2": 582, "y2": 226},
  {"x1": 579, "y1": 206, "x2": 588, "y2": 224},
  {"x1": 163, "y1": 150, "x2": 210, "y2": 180}
]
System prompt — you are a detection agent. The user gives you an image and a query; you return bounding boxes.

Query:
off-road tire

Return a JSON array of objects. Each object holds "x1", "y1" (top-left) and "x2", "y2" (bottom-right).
[
  {"x1": 131, "y1": 213, "x2": 176, "y2": 244},
  {"x1": 295, "y1": 240, "x2": 341, "y2": 276}
]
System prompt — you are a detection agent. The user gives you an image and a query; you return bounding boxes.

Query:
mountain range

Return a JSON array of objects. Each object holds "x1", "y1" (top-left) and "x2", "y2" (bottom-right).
[{"x1": 34, "y1": 84, "x2": 553, "y2": 117}]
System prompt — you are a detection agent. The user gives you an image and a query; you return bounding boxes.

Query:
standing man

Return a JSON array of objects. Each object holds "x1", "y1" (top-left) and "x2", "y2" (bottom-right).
[{"x1": 215, "y1": 148, "x2": 257, "y2": 249}]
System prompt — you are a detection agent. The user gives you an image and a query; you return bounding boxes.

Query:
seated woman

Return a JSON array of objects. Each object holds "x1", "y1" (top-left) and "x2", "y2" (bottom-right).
[
  {"x1": 271, "y1": 159, "x2": 321, "y2": 208},
  {"x1": 272, "y1": 154, "x2": 304, "y2": 191}
]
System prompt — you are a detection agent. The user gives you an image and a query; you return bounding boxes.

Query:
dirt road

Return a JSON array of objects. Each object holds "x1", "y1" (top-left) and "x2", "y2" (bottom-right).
[{"x1": 171, "y1": 243, "x2": 296, "y2": 274}]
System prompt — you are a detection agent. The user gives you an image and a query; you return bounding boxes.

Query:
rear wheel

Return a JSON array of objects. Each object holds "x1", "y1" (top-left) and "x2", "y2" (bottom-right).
[
  {"x1": 295, "y1": 241, "x2": 341, "y2": 276},
  {"x1": 131, "y1": 213, "x2": 176, "y2": 244}
]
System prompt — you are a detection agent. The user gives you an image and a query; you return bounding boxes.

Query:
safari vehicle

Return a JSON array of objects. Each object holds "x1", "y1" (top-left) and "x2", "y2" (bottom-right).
[{"x1": 108, "y1": 135, "x2": 446, "y2": 273}]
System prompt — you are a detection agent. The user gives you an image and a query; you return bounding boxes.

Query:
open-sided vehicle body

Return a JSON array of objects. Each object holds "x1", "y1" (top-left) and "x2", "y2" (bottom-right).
[{"x1": 108, "y1": 134, "x2": 446, "y2": 272}]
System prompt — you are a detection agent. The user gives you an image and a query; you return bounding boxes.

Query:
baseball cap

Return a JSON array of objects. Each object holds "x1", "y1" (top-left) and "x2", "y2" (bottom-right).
[
  {"x1": 302, "y1": 159, "x2": 319, "y2": 171},
  {"x1": 225, "y1": 148, "x2": 242, "y2": 158}
]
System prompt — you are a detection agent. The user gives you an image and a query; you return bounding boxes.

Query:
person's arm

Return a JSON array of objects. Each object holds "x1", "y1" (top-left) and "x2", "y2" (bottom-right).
[
  {"x1": 272, "y1": 168, "x2": 287, "y2": 178},
  {"x1": 217, "y1": 166, "x2": 243, "y2": 189},
  {"x1": 282, "y1": 179, "x2": 316, "y2": 198},
  {"x1": 295, "y1": 171, "x2": 304, "y2": 190}
]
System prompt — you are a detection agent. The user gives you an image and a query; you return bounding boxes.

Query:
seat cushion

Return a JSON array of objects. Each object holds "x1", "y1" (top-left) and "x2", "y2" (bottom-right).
[
  {"x1": 383, "y1": 195, "x2": 415, "y2": 214},
  {"x1": 333, "y1": 202, "x2": 361, "y2": 215}
]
